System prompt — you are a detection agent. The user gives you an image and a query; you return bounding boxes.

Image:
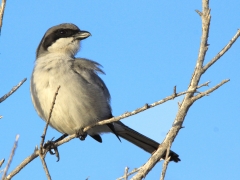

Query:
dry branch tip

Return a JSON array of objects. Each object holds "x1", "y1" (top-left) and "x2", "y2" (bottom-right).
[{"x1": 195, "y1": 9, "x2": 202, "y2": 16}]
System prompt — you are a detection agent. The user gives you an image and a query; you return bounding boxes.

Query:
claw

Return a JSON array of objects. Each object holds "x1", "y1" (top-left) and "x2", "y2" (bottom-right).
[
  {"x1": 43, "y1": 140, "x2": 60, "y2": 161},
  {"x1": 76, "y1": 129, "x2": 87, "y2": 141}
]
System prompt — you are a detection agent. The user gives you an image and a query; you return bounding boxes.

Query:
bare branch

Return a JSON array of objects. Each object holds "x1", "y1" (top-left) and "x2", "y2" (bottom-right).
[
  {"x1": 53, "y1": 80, "x2": 212, "y2": 146},
  {"x1": 188, "y1": 1, "x2": 211, "y2": 95},
  {"x1": 124, "y1": 167, "x2": 129, "y2": 180},
  {"x1": 197, "y1": 81, "x2": 210, "y2": 89},
  {"x1": 0, "y1": 0, "x2": 6, "y2": 33},
  {"x1": 40, "y1": 86, "x2": 61, "y2": 150},
  {"x1": 195, "y1": 9, "x2": 202, "y2": 16},
  {"x1": 203, "y1": 29, "x2": 240, "y2": 73},
  {"x1": 117, "y1": 167, "x2": 140, "y2": 180},
  {"x1": 0, "y1": 78, "x2": 27, "y2": 103},
  {"x1": 160, "y1": 142, "x2": 171, "y2": 180},
  {"x1": 83, "y1": 88, "x2": 194, "y2": 133},
  {"x1": 38, "y1": 86, "x2": 60, "y2": 180},
  {"x1": 132, "y1": 1, "x2": 239, "y2": 179},
  {"x1": 131, "y1": 141, "x2": 169, "y2": 180},
  {"x1": 5, "y1": 86, "x2": 60, "y2": 180},
  {"x1": 39, "y1": 156, "x2": 51, "y2": 180},
  {"x1": 4, "y1": 79, "x2": 212, "y2": 180},
  {"x1": 4, "y1": 148, "x2": 39, "y2": 180},
  {"x1": 0, "y1": 159, "x2": 4, "y2": 168},
  {"x1": 55, "y1": 87, "x2": 194, "y2": 147},
  {"x1": 2, "y1": 135, "x2": 19, "y2": 179},
  {"x1": 192, "y1": 79, "x2": 229, "y2": 101}
]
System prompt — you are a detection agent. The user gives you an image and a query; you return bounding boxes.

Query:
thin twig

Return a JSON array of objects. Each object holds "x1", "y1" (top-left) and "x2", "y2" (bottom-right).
[
  {"x1": 117, "y1": 168, "x2": 141, "y2": 180},
  {"x1": 0, "y1": 78, "x2": 27, "y2": 103},
  {"x1": 39, "y1": 86, "x2": 60, "y2": 180},
  {"x1": 55, "y1": 87, "x2": 197, "y2": 147},
  {"x1": 188, "y1": 1, "x2": 211, "y2": 92},
  {"x1": 160, "y1": 142, "x2": 171, "y2": 180},
  {"x1": 0, "y1": 0, "x2": 6, "y2": 34},
  {"x1": 202, "y1": 29, "x2": 240, "y2": 73},
  {"x1": 195, "y1": 9, "x2": 202, "y2": 16},
  {"x1": 2, "y1": 135, "x2": 19, "y2": 179},
  {"x1": 4, "y1": 149, "x2": 39, "y2": 180},
  {"x1": 124, "y1": 167, "x2": 129, "y2": 180},
  {"x1": 197, "y1": 81, "x2": 210, "y2": 89},
  {"x1": 0, "y1": 159, "x2": 4, "y2": 168},
  {"x1": 192, "y1": 79, "x2": 229, "y2": 101},
  {"x1": 40, "y1": 86, "x2": 61, "y2": 150},
  {"x1": 39, "y1": 156, "x2": 51, "y2": 180},
  {"x1": 53, "y1": 82, "x2": 208, "y2": 147},
  {"x1": 83, "y1": 88, "x2": 197, "y2": 133}
]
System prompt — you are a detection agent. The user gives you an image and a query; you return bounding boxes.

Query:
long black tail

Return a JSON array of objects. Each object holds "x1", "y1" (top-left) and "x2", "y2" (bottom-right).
[{"x1": 114, "y1": 121, "x2": 180, "y2": 163}]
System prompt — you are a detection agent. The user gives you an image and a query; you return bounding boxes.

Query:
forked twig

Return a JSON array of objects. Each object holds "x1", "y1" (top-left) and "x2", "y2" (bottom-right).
[
  {"x1": 116, "y1": 167, "x2": 141, "y2": 180},
  {"x1": 160, "y1": 142, "x2": 171, "y2": 180}
]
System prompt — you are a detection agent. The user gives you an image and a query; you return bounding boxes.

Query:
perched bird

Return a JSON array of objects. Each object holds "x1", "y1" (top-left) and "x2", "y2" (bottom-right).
[{"x1": 30, "y1": 23, "x2": 180, "y2": 162}]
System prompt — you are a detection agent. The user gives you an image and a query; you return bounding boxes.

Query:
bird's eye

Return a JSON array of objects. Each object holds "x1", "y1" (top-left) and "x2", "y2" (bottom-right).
[{"x1": 59, "y1": 30, "x2": 67, "y2": 34}]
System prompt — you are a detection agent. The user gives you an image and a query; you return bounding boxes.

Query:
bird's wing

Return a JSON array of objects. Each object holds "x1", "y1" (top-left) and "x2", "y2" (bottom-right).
[{"x1": 71, "y1": 58, "x2": 111, "y2": 103}]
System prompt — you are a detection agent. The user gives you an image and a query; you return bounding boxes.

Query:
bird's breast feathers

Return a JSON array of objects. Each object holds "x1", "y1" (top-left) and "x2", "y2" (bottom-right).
[{"x1": 31, "y1": 55, "x2": 111, "y2": 134}]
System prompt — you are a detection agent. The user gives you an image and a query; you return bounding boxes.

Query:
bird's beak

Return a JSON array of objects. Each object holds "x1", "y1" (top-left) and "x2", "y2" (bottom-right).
[{"x1": 74, "y1": 30, "x2": 91, "y2": 40}]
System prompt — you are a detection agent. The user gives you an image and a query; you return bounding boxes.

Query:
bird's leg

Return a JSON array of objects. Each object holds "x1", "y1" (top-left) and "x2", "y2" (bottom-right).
[
  {"x1": 42, "y1": 133, "x2": 68, "y2": 162},
  {"x1": 76, "y1": 128, "x2": 87, "y2": 141},
  {"x1": 54, "y1": 133, "x2": 69, "y2": 143}
]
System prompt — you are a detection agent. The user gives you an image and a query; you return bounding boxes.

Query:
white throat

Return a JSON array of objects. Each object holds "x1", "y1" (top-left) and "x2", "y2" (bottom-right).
[{"x1": 47, "y1": 37, "x2": 80, "y2": 57}]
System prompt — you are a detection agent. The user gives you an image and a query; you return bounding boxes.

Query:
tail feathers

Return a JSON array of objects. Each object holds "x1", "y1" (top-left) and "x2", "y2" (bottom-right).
[{"x1": 114, "y1": 121, "x2": 180, "y2": 163}]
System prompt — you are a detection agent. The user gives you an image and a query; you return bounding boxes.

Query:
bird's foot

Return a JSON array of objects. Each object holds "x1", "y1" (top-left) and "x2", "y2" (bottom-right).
[
  {"x1": 43, "y1": 139, "x2": 60, "y2": 162},
  {"x1": 76, "y1": 129, "x2": 87, "y2": 141}
]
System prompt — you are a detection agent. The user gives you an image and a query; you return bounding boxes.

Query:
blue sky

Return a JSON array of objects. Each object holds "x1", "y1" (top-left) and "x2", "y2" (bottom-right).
[{"x1": 1, "y1": 1, "x2": 240, "y2": 180}]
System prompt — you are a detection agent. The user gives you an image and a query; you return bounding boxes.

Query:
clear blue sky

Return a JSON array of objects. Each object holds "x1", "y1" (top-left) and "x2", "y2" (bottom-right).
[{"x1": 1, "y1": 1, "x2": 240, "y2": 180}]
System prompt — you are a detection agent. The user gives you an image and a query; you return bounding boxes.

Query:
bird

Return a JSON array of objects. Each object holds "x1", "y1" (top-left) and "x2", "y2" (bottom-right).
[{"x1": 30, "y1": 23, "x2": 180, "y2": 163}]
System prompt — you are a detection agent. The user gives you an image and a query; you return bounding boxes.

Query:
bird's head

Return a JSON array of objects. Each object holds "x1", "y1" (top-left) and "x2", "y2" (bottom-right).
[{"x1": 36, "y1": 23, "x2": 91, "y2": 58}]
